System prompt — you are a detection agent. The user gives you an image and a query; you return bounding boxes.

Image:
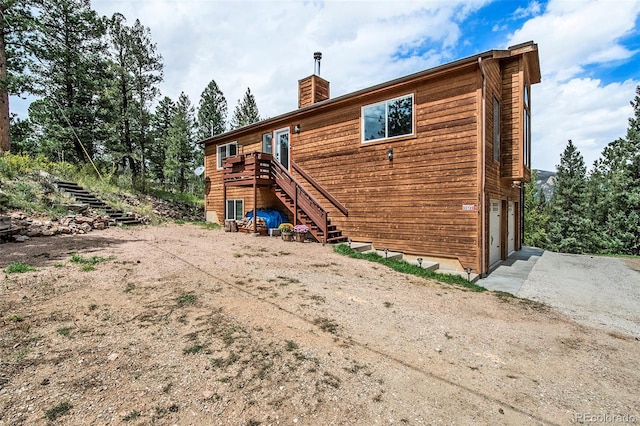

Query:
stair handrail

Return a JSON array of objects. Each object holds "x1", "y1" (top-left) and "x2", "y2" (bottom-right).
[
  {"x1": 271, "y1": 160, "x2": 328, "y2": 241},
  {"x1": 291, "y1": 160, "x2": 348, "y2": 217}
]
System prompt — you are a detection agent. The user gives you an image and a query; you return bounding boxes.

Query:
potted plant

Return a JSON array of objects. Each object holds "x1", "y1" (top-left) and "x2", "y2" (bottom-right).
[
  {"x1": 278, "y1": 223, "x2": 294, "y2": 241},
  {"x1": 293, "y1": 224, "x2": 309, "y2": 242}
]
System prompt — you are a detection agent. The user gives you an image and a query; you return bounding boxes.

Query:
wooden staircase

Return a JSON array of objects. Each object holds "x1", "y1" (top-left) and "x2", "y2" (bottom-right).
[
  {"x1": 223, "y1": 153, "x2": 347, "y2": 243},
  {"x1": 55, "y1": 180, "x2": 143, "y2": 226}
]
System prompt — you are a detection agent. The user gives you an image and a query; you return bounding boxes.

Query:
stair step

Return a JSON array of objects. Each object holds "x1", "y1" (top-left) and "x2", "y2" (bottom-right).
[
  {"x1": 405, "y1": 258, "x2": 440, "y2": 271},
  {"x1": 435, "y1": 269, "x2": 480, "y2": 283},
  {"x1": 349, "y1": 242, "x2": 372, "y2": 252},
  {"x1": 55, "y1": 180, "x2": 142, "y2": 226},
  {"x1": 363, "y1": 249, "x2": 403, "y2": 260}
]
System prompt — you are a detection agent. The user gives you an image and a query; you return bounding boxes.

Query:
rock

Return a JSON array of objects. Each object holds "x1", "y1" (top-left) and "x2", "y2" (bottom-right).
[
  {"x1": 79, "y1": 223, "x2": 93, "y2": 233},
  {"x1": 107, "y1": 353, "x2": 119, "y2": 362},
  {"x1": 93, "y1": 222, "x2": 105, "y2": 230},
  {"x1": 13, "y1": 235, "x2": 29, "y2": 242}
]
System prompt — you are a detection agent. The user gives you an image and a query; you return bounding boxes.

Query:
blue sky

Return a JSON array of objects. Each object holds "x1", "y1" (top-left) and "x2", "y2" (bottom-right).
[{"x1": 11, "y1": 0, "x2": 640, "y2": 171}]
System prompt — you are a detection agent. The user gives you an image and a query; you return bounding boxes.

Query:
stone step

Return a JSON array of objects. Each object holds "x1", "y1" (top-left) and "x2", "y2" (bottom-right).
[
  {"x1": 435, "y1": 269, "x2": 480, "y2": 283},
  {"x1": 405, "y1": 258, "x2": 439, "y2": 271},
  {"x1": 349, "y1": 242, "x2": 372, "y2": 252},
  {"x1": 363, "y1": 249, "x2": 403, "y2": 260}
]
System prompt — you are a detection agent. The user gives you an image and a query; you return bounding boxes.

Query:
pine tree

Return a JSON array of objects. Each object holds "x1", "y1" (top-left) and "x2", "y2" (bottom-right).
[
  {"x1": 105, "y1": 13, "x2": 163, "y2": 186},
  {"x1": 601, "y1": 86, "x2": 640, "y2": 255},
  {"x1": 229, "y1": 87, "x2": 260, "y2": 130},
  {"x1": 0, "y1": 0, "x2": 36, "y2": 152},
  {"x1": 149, "y1": 96, "x2": 175, "y2": 183},
  {"x1": 546, "y1": 140, "x2": 592, "y2": 253},
  {"x1": 29, "y1": 0, "x2": 109, "y2": 163},
  {"x1": 523, "y1": 170, "x2": 550, "y2": 248},
  {"x1": 197, "y1": 79, "x2": 227, "y2": 140},
  {"x1": 164, "y1": 92, "x2": 195, "y2": 192}
]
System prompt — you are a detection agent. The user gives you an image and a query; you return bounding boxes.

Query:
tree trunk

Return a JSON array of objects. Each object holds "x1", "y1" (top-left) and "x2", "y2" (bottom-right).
[{"x1": 0, "y1": 27, "x2": 10, "y2": 153}]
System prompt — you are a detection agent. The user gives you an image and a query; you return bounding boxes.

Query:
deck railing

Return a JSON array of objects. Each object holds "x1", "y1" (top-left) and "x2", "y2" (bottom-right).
[
  {"x1": 222, "y1": 152, "x2": 273, "y2": 186},
  {"x1": 270, "y1": 159, "x2": 328, "y2": 240}
]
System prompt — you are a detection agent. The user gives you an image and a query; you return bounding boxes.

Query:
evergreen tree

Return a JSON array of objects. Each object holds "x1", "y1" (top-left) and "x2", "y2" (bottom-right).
[
  {"x1": 523, "y1": 170, "x2": 550, "y2": 248},
  {"x1": 0, "y1": 0, "x2": 36, "y2": 152},
  {"x1": 229, "y1": 87, "x2": 260, "y2": 130},
  {"x1": 164, "y1": 92, "x2": 195, "y2": 192},
  {"x1": 546, "y1": 140, "x2": 592, "y2": 253},
  {"x1": 197, "y1": 79, "x2": 227, "y2": 139},
  {"x1": 105, "y1": 13, "x2": 163, "y2": 185},
  {"x1": 149, "y1": 96, "x2": 175, "y2": 183},
  {"x1": 29, "y1": 0, "x2": 109, "y2": 163},
  {"x1": 599, "y1": 86, "x2": 640, "y2": 255}
]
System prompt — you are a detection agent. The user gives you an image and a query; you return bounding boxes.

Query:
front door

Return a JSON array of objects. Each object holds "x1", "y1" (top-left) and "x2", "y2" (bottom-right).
[
  {"x1": 274, "y1": 128, "x2": 290, "y2": 169},
  {"x1": 489, "y1": 200, "x2": 501, "y2": 267},
  {"x1": 507, "y1": 202, "x2": 515, "y2": 255}
]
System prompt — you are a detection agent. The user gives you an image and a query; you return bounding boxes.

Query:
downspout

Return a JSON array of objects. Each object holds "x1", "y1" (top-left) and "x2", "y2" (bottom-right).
[{"x1": 478, "y1": 57, "x2": 487, "y2": 276}]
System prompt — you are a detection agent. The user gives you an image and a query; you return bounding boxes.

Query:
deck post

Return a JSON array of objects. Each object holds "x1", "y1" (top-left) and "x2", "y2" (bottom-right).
[
  {"x1": 294, "y1": 184, "x2": 298, "y2": 226},
  {"x1": 253, "y1": 179, "x2": 257, "y2": 234},
  {"x1": 223, "y1": 184, "x2": 227, "y2": 224}
]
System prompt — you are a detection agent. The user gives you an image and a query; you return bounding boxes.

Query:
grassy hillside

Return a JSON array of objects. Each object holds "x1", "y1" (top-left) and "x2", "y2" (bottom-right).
[{"x1": 0, "y1": 153, "x2": 204, "y2": 223}]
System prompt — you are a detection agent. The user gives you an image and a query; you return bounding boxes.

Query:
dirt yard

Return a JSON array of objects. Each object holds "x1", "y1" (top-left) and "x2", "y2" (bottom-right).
[{"x1": 1, "y1": 224, "x2": 638, "y2": 425}]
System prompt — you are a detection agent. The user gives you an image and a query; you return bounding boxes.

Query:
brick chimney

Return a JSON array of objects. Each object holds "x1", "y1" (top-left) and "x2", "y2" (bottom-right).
[{"x1": 298, "y1": 75, "x2": 330, "y2": 108}]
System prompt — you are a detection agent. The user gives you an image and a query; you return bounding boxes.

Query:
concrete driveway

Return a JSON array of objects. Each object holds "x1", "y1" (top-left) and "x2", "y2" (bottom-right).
[{"x1": 480, "y1": 248, "x2": 640, "y2": 337}]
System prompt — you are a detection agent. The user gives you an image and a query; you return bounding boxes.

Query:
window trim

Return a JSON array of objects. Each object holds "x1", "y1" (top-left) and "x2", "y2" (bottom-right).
[
  {"x1": 493, "y1": 96, "x2": 500, "y2": 162},
  {"x1": 361, "y1": 93, "x2": 415, "y2": 144},
  {"x1": 523, "y1": 84, "x2": 531, "y2": 168},
  {"x1": 217, "y1": 141, "x2": 238, "y2": 170},
  {"x1": 225, "y1": 199, "x2": 244, "y2": 221}
]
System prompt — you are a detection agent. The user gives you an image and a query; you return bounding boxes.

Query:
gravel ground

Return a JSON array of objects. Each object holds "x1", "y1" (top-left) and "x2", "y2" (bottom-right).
[
  {"x1": 1, "y1": 224, "x2": 639, "y2": 425},
  {"x1": 517, "y1": 251, "x2": 640, "y2": 337}
]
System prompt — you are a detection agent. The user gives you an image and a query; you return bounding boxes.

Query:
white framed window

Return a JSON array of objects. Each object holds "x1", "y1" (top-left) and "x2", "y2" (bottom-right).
[
  {"x1": 262, "y1": 133, "x2": 272, "y2": 154},
  {"x1": 217, "y1": 142, "x2": 238, "y2": 169},
  {"x1": 225, "y1": 199, "x2": 244, "y2": 221},
  {"x1": 362, "y1": 94, "x2": 414, "y2": 143}
]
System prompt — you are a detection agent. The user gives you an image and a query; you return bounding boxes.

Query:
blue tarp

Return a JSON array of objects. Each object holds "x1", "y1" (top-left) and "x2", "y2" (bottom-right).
[{"x1": 245, "y1": 209, "x2": 288, "y2": 230}]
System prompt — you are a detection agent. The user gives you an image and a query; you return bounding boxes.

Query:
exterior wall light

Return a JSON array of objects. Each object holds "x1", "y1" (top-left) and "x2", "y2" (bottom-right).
[
  {"x1": 387, "y1": 148, "x2": 393, "y2": 161},
  {"x1": 294, "y1": 124, "x2": 301, "y2": 134}
]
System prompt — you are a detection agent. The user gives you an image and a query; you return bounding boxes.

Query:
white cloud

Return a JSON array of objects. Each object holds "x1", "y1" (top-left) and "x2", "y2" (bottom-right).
[
  {"x1": 513, "y1": 1, "x2": 542, "y2": 19},
  {"x1": 507, "y1": 0, "x2": 640, "y2": 171},
  {"x1": 89, "y1": 0, "x2": 490, "y2": 123}
]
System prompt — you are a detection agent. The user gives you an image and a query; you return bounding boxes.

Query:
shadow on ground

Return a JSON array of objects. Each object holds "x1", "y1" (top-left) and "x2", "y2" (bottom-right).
[{"x1": 0, "y1": 234, "x2": 131, "y2": 268}]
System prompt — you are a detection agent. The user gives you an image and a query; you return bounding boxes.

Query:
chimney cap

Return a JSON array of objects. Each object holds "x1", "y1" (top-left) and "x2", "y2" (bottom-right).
[{"x1": 313, "y1": 52, "x2": 322, "y2": 60}]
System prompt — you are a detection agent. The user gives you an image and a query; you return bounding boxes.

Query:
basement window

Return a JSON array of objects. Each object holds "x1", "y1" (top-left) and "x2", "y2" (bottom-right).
[
  {"x1": 217, "y1": 142, "x2": 238, "y2": 169},
  {"x1": 226, "y1": 199, "x2": 244, "y2": 221},
  {"x1": 362, "y1": 94, "x2": 414, "y2": 142}
]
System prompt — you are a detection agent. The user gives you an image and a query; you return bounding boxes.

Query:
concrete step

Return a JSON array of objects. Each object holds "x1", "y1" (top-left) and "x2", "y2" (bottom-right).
[
  {"x1": 363, "y1": 249, "x2": 403, "y2": 260},
  {"x1": 435, "y1": 269, "x2": 480, "y2": 283},
  {"x1": 405, "y1": 258, "x2": 439, "y2": 271},
  {"x1": 349, "y1": 242, "x2": 372, "y2": 252}
]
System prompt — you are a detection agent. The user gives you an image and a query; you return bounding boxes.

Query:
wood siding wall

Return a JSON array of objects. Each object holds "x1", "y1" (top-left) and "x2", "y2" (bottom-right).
[
  {"x1": 207, "y1": 65, "x2": 483, "y2": 271},
  {"x1": 500, "y1": 58, "x2": 523, "y2": 180}
]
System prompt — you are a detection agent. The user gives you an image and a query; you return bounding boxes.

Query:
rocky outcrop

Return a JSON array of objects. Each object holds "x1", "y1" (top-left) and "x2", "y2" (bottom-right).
[{"x1": 2, "y1": 210, "x2": 148, "y2": 243}]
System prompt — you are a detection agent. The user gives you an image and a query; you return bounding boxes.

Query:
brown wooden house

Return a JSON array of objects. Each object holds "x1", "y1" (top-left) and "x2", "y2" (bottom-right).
[{"x1": 201, "y1": 41, "x2": 541, "y2": 276}]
